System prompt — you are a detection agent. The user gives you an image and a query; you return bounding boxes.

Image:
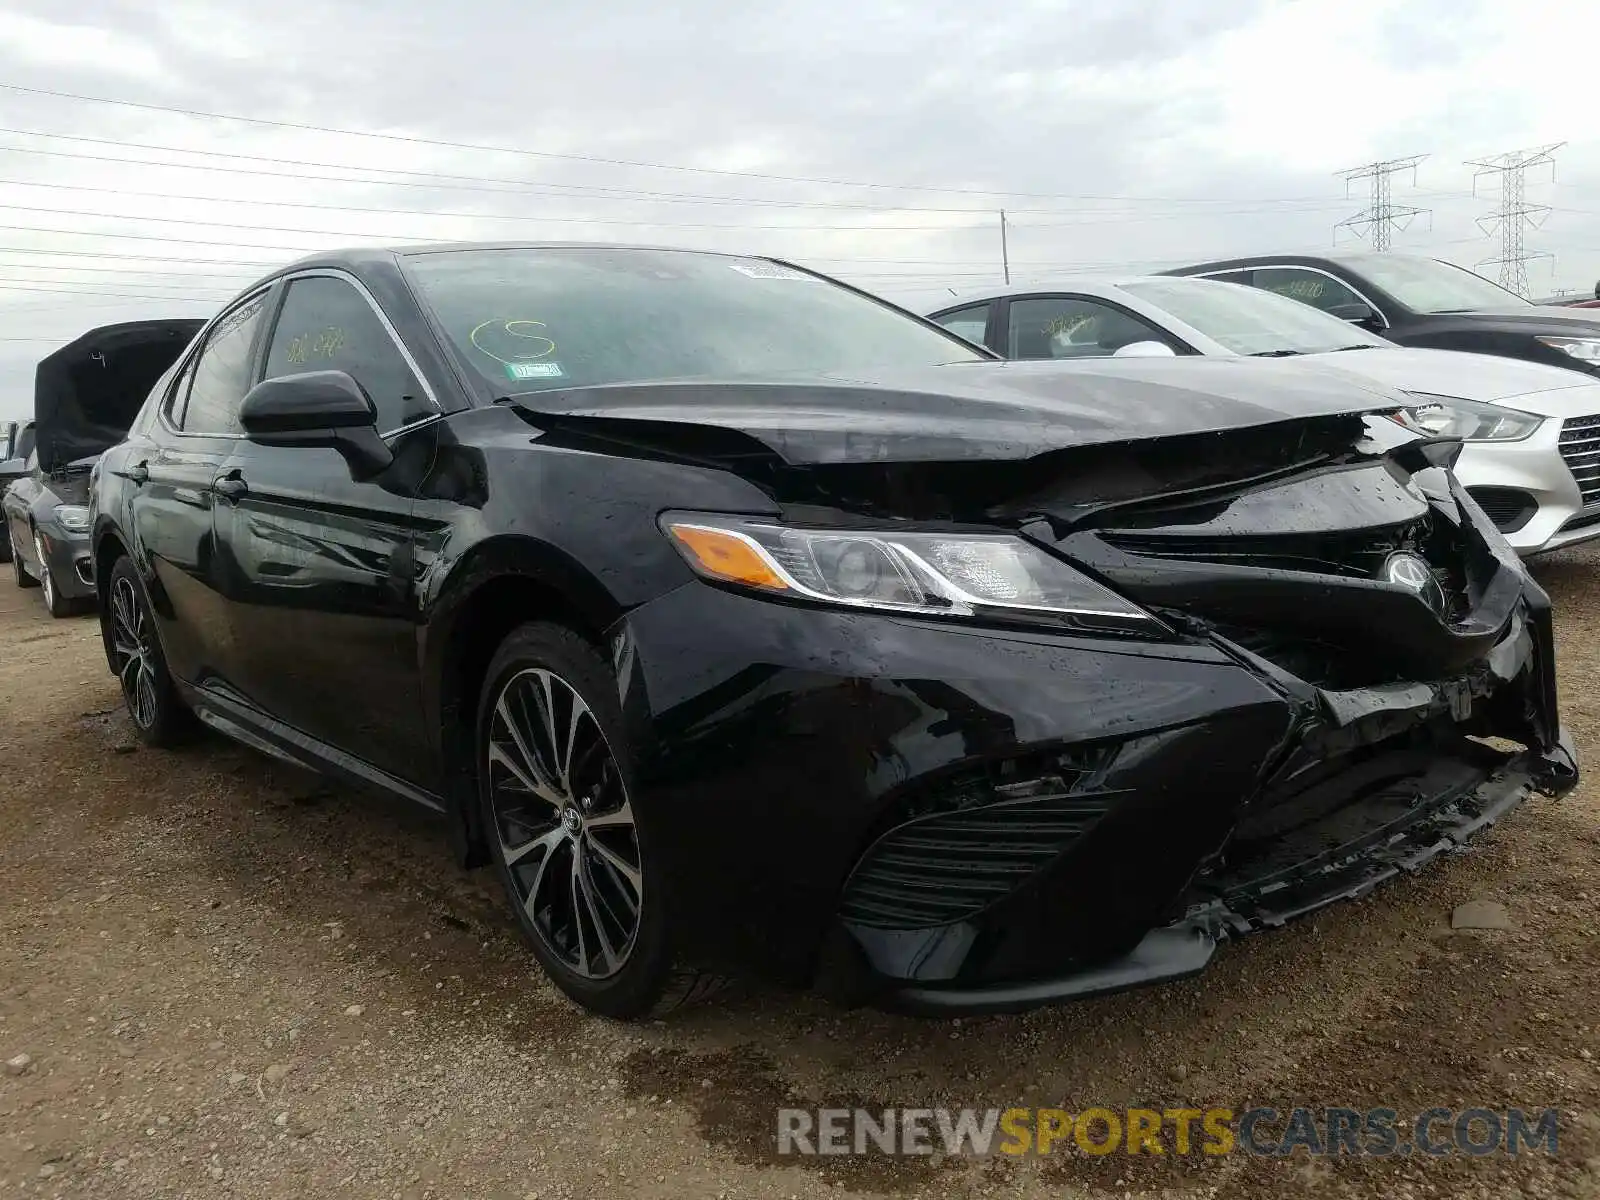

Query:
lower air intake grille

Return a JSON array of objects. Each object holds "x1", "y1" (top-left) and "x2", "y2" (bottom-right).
[
  {"x1": 839, "y1": 790, "x2": 1112, "y2": 930},
  {"x1": 1559, "y1": 414, "x2": 1600, "y2": 508}
]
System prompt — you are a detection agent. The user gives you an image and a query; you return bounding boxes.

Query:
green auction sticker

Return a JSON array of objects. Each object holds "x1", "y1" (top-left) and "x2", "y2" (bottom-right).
[{"x1": 506, "y1": 361, "x2": 563, "y2": 380}]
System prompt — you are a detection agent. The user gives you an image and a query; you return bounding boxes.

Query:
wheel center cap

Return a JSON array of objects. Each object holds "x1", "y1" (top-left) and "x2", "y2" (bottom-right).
[{"x1": 561, "y1": 808, "x2": 583, "y2": 835}]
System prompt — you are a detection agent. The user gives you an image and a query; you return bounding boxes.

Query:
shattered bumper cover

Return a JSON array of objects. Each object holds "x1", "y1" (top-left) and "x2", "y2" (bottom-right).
[{"x1": 892, "y1": 728, "x2": 1576, "y2": 1016}]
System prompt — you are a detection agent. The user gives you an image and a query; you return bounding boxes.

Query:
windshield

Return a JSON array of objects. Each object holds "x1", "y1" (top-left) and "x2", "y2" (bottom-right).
[
  {"x1": 1120, "y1": 278, "x2": 1390, "y2": 356},
  {"x1": 1343, "y1": 254, "x2": 1530, "y2": 313},
  {"x1": 404, "y1": 247, "x2": 985, "y2": 393}
]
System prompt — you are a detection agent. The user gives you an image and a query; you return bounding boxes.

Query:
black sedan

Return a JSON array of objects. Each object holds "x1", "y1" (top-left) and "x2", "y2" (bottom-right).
[
  {"x1": 90, "y1": 242, "x2": 1577, "y2": 1018},
  {"x1": 1164, "y1": 252, "x2": 1600, "y2": 376},
  {"x1": 6, "y1": 322, "x2": 201, "y2": 615}
]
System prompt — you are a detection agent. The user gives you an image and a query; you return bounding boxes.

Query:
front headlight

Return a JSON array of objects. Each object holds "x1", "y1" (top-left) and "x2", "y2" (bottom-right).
[
  {"x1": 661, "y1": 513, "x2": 1166, "y2": 636},
  {"x1": 1401, "y1": 394, "x2": 1542, "y2": 441},
  {"x1": 1536, "y1": 335, "x2": 1600, "y2": 365},
  {"x1": 54, "y1": 504, "x2": 90, "y2": 533}
]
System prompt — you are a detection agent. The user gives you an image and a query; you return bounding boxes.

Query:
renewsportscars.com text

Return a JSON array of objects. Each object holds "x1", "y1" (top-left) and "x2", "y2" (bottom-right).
[{"x1": 776, "y1": 1106, "x2": 1560, "y2": 1158}]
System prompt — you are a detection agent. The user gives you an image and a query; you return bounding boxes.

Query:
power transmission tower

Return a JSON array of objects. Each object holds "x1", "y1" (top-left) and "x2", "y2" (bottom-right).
[
  {"x1": 1465, "y1": 143, "x2": 1564, "y2": 297},
  {"x1": 1335, "y1": 155, "x2": 1430, "y2": 250}
]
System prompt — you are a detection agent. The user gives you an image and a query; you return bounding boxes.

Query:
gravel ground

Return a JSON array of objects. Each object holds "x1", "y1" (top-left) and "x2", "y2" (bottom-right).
[{"x1": 2, "y1": 553, "x2": 1599, "y2": 1200}]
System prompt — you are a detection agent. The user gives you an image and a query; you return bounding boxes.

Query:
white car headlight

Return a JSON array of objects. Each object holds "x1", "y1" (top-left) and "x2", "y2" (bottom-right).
[
  {"x1": 661, "y1": 513, "x2": 1166, "y2": 636},
  {"x1": 1536, "y1": 335, "x2": 1600, "y2": 364},
  {"x1": 1401, "y1": 394, "x2": 1542, "y2": 441},
  {"x1": 54, "y1": 504, "x2": 90, "y2": 532}
]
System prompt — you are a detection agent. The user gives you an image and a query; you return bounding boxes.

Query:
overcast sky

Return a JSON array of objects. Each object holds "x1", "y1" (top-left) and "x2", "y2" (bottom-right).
[{"x1": 1, "y1": 0, "x2": 1597, "y2": 420}]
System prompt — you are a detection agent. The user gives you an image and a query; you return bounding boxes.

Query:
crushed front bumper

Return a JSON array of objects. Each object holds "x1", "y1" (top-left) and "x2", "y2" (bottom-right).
[{"x1": 891, "y1": 729, "x2": 1576, "y2": 1015}]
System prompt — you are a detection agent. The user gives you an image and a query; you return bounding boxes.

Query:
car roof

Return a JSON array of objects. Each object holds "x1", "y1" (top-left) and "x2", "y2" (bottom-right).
[
  {"x1": 928, "y1": 273, "x2": 1224, "y2": 311},
  {"x1": 271, "y1": 240, "x2": 772, "y2": 274},
  {"x1": 1170, "y1": 249, "x2": 1442, "y2": 274}
]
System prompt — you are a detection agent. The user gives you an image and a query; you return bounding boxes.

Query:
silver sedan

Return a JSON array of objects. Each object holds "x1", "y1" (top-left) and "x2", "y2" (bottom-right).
[{"x1": 928, "y1": 276, "x2": 1600, "y2": 555}]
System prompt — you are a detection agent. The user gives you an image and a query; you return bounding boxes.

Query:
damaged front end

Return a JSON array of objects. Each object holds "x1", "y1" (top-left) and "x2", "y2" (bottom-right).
[
  {"x1": 521, "y1": 382, "x2": 1577, "y2": 1013},
  {"x1": 880, "y1": 417, "x2": 1577, "y2": 1012}
]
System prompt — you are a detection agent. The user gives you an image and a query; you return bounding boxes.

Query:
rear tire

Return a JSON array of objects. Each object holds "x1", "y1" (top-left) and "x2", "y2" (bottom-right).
[
  {"x1": 476, "y1": 622, "x2": 716, "y2": 1019},
  {"x1": 105, "y1": 555, "x2": 193, "y2": 747}
]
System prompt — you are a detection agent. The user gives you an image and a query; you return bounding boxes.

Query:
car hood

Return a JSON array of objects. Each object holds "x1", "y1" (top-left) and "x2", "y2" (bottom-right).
[
  {"x1": 512, "y1": 358, "x2": 1409, "y2": 465},
  {"x1": 35, "y1": 319, "x2": 203, "y2": 471},
  {"x1": 1441, "y1": 305, "x2": 1600, "y2": 333},
  {"x1": 1296, "y1": 345, "x2": 1600, "y2": 413}
]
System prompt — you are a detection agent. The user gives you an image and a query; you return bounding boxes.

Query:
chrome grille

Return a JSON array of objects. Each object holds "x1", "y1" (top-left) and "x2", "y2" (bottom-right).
[{"x1": 1559, "y1": 414, "x2": 1600, "y2": 508}]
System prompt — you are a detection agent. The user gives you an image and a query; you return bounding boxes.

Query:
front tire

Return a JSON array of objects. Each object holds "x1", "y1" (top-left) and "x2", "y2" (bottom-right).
[
  {"x1": 477, "y1": 622, "x2": 684, "y2": 1019},
  {"x1": 105, "y1": 555, "x2": 192, "y2": 746},
  {"x1": 11, "y1": 525, "x2": 37, "y2": 589},
  {"x1": 35, "y1": 531, "x2": 72, "y2": 618}
]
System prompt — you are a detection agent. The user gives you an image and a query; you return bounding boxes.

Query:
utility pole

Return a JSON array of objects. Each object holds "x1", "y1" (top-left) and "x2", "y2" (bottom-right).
[
  {"x1": 999, "y1": 210, "x2": 1010, "y2": 286},
  {"x1": 1335, "y1": 155, "x2": 1429, "y2": 250},
  {"x1": 1465, "y1": 143, "x2": 1564, "y2": 298}
]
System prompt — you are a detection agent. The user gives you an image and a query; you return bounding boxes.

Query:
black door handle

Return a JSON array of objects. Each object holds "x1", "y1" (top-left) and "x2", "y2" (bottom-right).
[
  {"x1": 214, "y1": 472, "x2": 248, "y2": 501},
  {"x1": 125, "y1": 461, "x2": 149, "y2": 485}
]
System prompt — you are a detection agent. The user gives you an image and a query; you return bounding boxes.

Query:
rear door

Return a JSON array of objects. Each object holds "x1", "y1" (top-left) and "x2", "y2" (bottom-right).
[
  {"x1": 211, "y1": 270, "x2": 438, "y2": 785},
  {"x1": 126, "y1": 289, "x2": 273, "y2": 687}
]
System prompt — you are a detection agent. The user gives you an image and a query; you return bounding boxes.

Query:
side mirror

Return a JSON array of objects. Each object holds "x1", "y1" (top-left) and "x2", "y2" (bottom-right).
[
  {"x1": 239, "y1": 371, "x2": 393, "y2": 480},
  {"x1": 1112, "y1": 340, "x2": 1177, "y2": 358},
  {"x1": 1327, "y1": 301, "x2": 1378, "y2": 328}
]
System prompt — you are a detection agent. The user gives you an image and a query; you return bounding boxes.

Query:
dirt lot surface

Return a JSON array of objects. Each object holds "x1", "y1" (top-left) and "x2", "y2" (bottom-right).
[{"x1": 2, "y1": 555, "x2": 1600, "y2": 1200}]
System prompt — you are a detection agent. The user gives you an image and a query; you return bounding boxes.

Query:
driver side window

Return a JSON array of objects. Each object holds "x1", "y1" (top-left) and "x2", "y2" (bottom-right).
[{"x1": 1007, "y1": 297, "x2": 1174, "y2": 360}]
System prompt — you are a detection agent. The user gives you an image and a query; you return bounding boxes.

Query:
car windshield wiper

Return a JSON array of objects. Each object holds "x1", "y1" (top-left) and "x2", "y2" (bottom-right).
[
  {"x1": 1325, "y1": 344, "x2": 1376, "y2": 352},
  {"x1": 1248, "y1": 349, "x2": 1302, "y2": 357}
]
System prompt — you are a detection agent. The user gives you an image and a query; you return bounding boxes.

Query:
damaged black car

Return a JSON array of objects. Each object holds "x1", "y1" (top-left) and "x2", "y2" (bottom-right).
[
  {"x1": 5, "y1": 321, "x2": 200, "y2": 614},
  {"x1": 89, "y1": 244, "x2": 1578, "y2": 1018}
]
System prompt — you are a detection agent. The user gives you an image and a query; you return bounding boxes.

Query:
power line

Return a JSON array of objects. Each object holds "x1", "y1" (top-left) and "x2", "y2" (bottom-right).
[
  {"x1": 1335, "y1": 155, "x2": 1430, "y2": 250},
  {"x1": 0, "y1": 130, "x2": 1371, "y2": 216},
  {"x1": 0, "y1": 281, "x2": 225, "y2": 302},
  {"x1": 0, "y1": 223, "x2": 310, "y2": 253},
  {"x1": 0, "y1": 244, "x2": 281, "y2": 268},
  {"x1": 1466, "y1": 143, "x2": 1565, "y2": 297},
  {"x1": 0, "y1": 81, "x2": 1439, "y2": 207}
]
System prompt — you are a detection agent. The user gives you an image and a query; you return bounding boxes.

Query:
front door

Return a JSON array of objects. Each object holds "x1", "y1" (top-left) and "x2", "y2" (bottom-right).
[
  {"x1": 127, "y1": 291, "x2": 271, "y2": 687},
  {"x1": 211, "y1": 272, "x2": 437, "y2": 786}
]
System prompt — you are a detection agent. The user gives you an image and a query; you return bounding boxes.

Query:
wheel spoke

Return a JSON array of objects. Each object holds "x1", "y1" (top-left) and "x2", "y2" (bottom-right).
[
  {"x1": 135, "y1": 666, "x2": 157, "y2": 728},
  {"x1": 585, "y1": 797, "x2": 635, "y2": 830},
  {"x1": 586, "y1": 834, "x2": 642, "y2": 899},
  {"x1": 522, "y1": 835, "x2": 565, "y2": 925},
  {"x1": 528, "y1": 672, "x2": 568, "y2": 791},
  {"x1": 503, "y1": 824, "x2": 564, "y2": 869},
  {"x1": 487, "y1": 740, "x2": 564, "y2": 810},
  {"x1": 574, "y1": 853, "x2": 619, "y2": 975},
  {"x1": 494, "y1": 692, "x2": 566, "y2": 806},
  {"x1": 567, "y1": 863, "x2": 591, "y2": 974}
]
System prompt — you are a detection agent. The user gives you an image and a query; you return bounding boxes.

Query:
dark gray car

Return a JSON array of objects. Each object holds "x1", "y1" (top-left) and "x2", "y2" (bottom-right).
[
  {"x1": 0, "y1": 421, "x2": 36, "y2": 563},
  {"x1": 4, "y1": 448, "x2": 98, "y2": 615},
  {"x1": 4, "y1": 320, "x2": 201, "y2": 616}
]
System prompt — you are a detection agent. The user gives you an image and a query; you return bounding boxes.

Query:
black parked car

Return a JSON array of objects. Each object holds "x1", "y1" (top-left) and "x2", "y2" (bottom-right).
[
  {"x1": 1164, "y1": 252, "x2": 1600, "y2": 376},
  {"x1": 5, "y1": 322, "x2": 200, "y2": 614},
  {"x1": 90, "y1": 243, "x2": 1577, "y2": 1018}
]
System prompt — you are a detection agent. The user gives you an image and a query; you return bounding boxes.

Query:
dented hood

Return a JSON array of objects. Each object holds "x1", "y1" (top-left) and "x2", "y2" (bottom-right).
[
  {"x1": 35, "y1": 319, "x2": 202, "y2": 470},
  {"x1": 513, "y1": 357, "x2": 1408, "y2": 464}
]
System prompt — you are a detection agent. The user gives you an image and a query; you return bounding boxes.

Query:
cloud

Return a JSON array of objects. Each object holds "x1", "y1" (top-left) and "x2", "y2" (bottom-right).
[{"x1": 0, "y1": 0, "x2": 1595, "y2": 415}]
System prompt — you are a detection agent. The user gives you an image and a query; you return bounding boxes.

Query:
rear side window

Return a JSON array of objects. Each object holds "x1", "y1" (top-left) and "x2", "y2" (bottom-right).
[
  {"x1": 181, "y1": 293, "x2": 268, "y2": 435},
  {"x1": 931, "y1": 302, "x2": 992, "y2": 347},
  {"x1": 1251, "y1": 268, "x2": 1364, "y2": 315},
  {"x1": 263, "y1": 276, "x2": 430, "y2": 432}
]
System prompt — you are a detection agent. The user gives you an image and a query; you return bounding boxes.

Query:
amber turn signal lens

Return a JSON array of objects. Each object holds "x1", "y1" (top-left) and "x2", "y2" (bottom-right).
[{"x1": 666, "y1": 524, "x2": 790, "y2": 591}]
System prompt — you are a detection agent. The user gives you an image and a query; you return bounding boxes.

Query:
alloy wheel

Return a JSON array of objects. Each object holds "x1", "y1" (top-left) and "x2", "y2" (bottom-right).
[
  {"x1": 486, "y1": 667, "x2": 643, "y2": 979},
  {"x1": 110, "y1": 575, "x2": 159, "y2": 729},
  {"x1": 33, "y1": 532, "x2": 53, "y2": 610}
]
